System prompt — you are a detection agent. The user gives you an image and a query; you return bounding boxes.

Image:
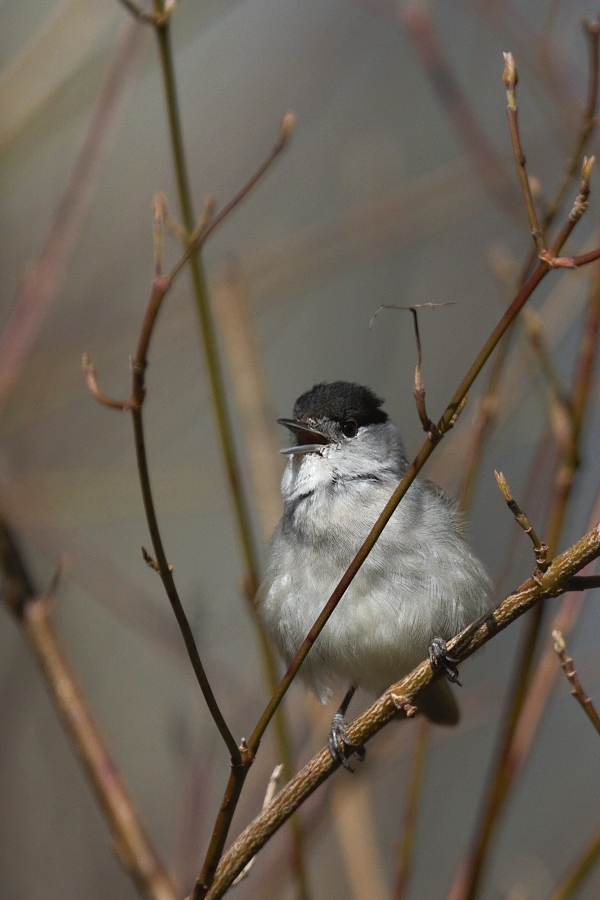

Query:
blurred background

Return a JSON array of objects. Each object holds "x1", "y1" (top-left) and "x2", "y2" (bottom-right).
[{"x1": 2, "y1": 0, "x2": 600, "y2": 898}]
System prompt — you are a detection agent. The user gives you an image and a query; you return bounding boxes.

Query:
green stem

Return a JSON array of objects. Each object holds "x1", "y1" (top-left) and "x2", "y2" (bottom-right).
[
  {"x1": 154, "y1": 21, "x2": 259, "y2": 584},
  {"x1": 548, "y1": 821, "x2": 600, "y2": 900},
  {"x1": 153, "y1": 18, "x2": 308, "y2": 899}
]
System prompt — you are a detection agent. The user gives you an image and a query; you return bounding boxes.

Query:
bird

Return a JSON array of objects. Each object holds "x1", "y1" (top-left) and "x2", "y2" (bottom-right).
[{"x1": 256, "y1": 381, "x2": 494, "y2": 768}]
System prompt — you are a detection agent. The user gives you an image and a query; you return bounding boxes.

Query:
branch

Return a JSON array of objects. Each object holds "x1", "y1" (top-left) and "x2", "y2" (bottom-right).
[
  {"x1": 202, "y1": 522, "x2": 600, "y2": 898},
  {"x1": 167, "y1": 111, "x2": 294, "y2": 286},
  {"x1": 83, "y1": 114, "x2": 297, "y2": 763},
  {"x1": 370, "y1": 303, "x2": 456, "y2": 437},
  {"x1": 194, "y1": 49, "x2": 600, "y2": 896},
  {"x1": 393, "y1": 718, "x2": 429, "y2": 900},
  {"x1": 0, "y1": 515, "x2": 177, "y2": 900},
  {"x1": 448, "y1": 214, "x2": 600, "y2": 900},
  {"x1": 129, "y1": 390, "x2": 241, "y2": 763},
  {"x1": 82, "y1": 353, "x2": 136, "y2": 410},
  {"x1": 494, "y1": 471, "x2": 549, "y2": 572},
  {"x1": 552, "y1": 630, "x2": 600, "y2": 736},
  {"x1": 548, "y1": 819, "x2": 600, "y2": 900},
  {"x1": 503, "y1": 52, "x2": 545, "y2": 253},
  {"x1": 542, "y1": 18, "x2": 600, "y2": 231},
  {"x1": 130, "y1": 16, "x2": 303, "y2": 893},
  {"x1": 458, "y1": 20, "x2": 600, "y2": 512},
  {"x1": 399, "y1": 3, "x2": 524, "y2": 220}
]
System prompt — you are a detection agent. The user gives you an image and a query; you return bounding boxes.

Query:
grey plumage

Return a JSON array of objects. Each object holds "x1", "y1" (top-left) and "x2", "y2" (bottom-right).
[{"x1": 257, "y1": 381, "x2": 493, "y2": 725}]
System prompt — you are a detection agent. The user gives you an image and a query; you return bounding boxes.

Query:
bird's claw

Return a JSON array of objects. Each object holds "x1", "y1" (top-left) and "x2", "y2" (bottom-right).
[
  {"x1": 327, "y1": 712, "x2": 366, "y2": 772},
  {"x1": 429, "y1": 636, "x2": 462, "y2": 685}
]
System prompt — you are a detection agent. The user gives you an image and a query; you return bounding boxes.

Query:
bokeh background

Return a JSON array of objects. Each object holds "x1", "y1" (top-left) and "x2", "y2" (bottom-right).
[{"x1": 2, "y1": 1, "x2": 600, "y2": 898}]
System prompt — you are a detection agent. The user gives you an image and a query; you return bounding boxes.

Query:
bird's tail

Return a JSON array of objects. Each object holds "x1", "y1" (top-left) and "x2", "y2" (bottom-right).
[{"x1": 418, "y1": 679, "x2": 460, "y2": 725}]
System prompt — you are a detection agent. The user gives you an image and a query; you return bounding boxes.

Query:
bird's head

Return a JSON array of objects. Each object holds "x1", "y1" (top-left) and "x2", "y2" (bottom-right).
[{"x1": 278, "y1": 381, "x2": 406, "y2": 501}]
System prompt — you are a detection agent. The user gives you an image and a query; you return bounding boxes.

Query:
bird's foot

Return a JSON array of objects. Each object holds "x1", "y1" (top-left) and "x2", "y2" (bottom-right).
[
  {"x1": 428, "y1": 636, "x2": 462, "y2": 685},
  {"x1": 327, "y1": 712, "x2": 366, "y2": 772}
]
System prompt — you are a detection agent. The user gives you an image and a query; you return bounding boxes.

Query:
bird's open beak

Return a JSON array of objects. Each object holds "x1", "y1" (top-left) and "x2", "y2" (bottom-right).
[{"x1": 277, "y1": 418, "x2": 330, "y2": 455}]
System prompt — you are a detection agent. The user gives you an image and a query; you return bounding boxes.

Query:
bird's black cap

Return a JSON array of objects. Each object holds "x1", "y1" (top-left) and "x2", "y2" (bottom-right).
[{"x1": 293, "y1": 382, "x2": 388, "y2": 427}]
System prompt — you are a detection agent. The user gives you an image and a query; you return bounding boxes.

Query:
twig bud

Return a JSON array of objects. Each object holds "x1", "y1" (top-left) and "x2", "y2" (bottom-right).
[
  {"x1": 552, "y1": 629, "x2": 565, "y2": 653},
  {"x1": 582, "y1": 154, "x2": 596, "y2": 182},
  {"x1": 279, "y1": 110, "x2": 296, "y2": 144},
  {"x1": 583, "y1": 17, "x2": 600, "y2": 38},
  {"x1": 494, "y1": 470, "x2": 512, "y2": 503},
  {"x1": 502, "y1": 52, "x2": 518, "y2": 98}
]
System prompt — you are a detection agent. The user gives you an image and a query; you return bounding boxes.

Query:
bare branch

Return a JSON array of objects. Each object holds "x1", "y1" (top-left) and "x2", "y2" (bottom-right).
[
  {"x1": 503, "y1": 52, "x2": 545, "y2": 253},
  {"x1": 82, "y1": 353, "x2": 135, "y2": 410},
  {"x1": 117, "y1": 0, "x2": 176, "y2": 27},
  {"x1": 166, "y1": 110, "x2": 295, "y2": 285},
  {"x1": 553, "y1": 630, "x2": 600, "y2": 736},
  {"x1": 370, "y1": 303, "x2": 455, "y2": 436},
  {"x1": 494, "y1": 471, "x2": 549, "y2": 572},
  {"x1": 548, "y1": 819, "x2": 600, "y2": 900},
  {"x1": 201, "y1": 522, "x2": 600, "y2": 898},
  {"x1": 0, "y1": 514, "x2": 177, "y2": 900},
  {"x1": 232, "y1": 765, "x2": 284, "y2": 886},
  {"x1": 393, "y1": 719, "x2": 429, "y2": 900}
]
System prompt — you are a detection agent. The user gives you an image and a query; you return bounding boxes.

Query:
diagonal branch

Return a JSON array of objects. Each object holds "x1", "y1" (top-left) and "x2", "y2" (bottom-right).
[
  {"x1": 0, "y1": 513, "x2": 178, "y2": 900},
  {"x1": 192, "y1": 50, "x2": 600, "y2": 897},
  {"x1": 202, "y1": 522, "x2": 600, "y2": 898},
  {"x1": 552, "y1": 630, "x2": 600, "y2": 736}
]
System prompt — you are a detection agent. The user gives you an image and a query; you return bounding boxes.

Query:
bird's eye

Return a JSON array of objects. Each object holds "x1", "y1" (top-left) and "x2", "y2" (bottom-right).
[{"x1": 341, "y1": 420, "x2": 358, "y2": 438}]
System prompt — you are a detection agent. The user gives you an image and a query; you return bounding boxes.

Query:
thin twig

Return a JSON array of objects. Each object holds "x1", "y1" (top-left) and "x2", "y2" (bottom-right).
[
  {"x1": 166, "y1": 111, "x2": 294, "y2": 285},
  {"x1": 552, "y1": 630, "x2": 600, "y2": 736},
  {"x1": 232, "y1": 765, "x2": 284, "y2": 886},
  {"x1": 494, "y1": 471, "x2": 549, "y2": 572},
  {"x1": 410, "y1": 306, "x2": 433, "y2": 433},
  {"x1": 370, "y1": 303, "x2": 455, "y2": 435},
  {"x1": 503, "y1": 52, "x2": 546, "y2": 252},
  {"x1": 393, "y1": 718, "x2": 429, "y2": 900},
  {"x1": 82, "y1": 353, "x2": 135, "y2": 410},
  {"x1": 542, "y1": 18, "x2": 600, "y2": 230},
  {"x1": 201, "y1": 522, "x2": 600, "y2": 898},
  {"x1": 458, "y1": 19, "x2": 600, "y2": 513},
  {"x1": 0, "y1": 18, "x2": 146, "y2": 413},
  {"x1": 547, "y1": 819, "x2": 600, "y2": 900},
  {"x1": 447, "y1": 236, "x2": 600, "y2": 900},
  {"x1": 399, "y1": 3, "x2": 523, "y2": 220},
  {"x1": 129, "y1": 386, "x2": 241, "y2": 763}
]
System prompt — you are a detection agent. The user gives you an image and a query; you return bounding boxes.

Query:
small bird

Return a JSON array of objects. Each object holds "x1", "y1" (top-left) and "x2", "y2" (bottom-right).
[{"x1": 257, "y1": 381, "x2": 493, "y2": 768}]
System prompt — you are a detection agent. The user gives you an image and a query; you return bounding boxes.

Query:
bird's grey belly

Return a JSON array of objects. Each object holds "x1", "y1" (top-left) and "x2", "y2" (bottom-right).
[
  {"x1": 260, "y1": 537, "x2": 472, "y2": 700},
  {"x1": 258, "y1": 487, "x2": 492, "y2": 702}
]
